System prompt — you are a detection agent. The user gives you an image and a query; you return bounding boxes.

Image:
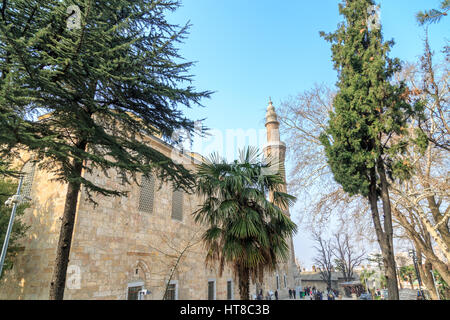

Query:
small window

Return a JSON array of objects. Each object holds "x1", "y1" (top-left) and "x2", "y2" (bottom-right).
[
  {"x1": 171, "y1": 189, "x2": 183, "y2": 221},
  {"x1": 276, "y1": 275, "x2": 280, "y2": 290},
  {"x1": 138, "y1": 174, "x2": 155, "y2": 213},
  {"x1": 127, "y1": 286, "x2": 142, "y2": 300},
  {"x1": 284, "y1": 274, "x2": 287, "y2": 288},
  {"x1": 21, "y1": 161, "x2": 36, "y2": 199},
  {"x1": 164, "y1": 283, "x2": 177, "y2": 300},
  {"x1": 208, "y1": 281, "x2": 215, "y2": 300},
  {"x1": 227, "y1": 280, "x2": 233, "y2": 300},
  {"x1": 117, "y1": 169, "x2": 127, "y2": 185}
]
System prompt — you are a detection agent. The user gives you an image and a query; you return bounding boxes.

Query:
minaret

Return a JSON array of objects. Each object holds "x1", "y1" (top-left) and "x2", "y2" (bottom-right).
[
  {"x1": 263, "y1": 99, "x2": 298, "y2": 289},
  {"x1": 263, "y1": 98, "x2": 288, "y2": 215}
]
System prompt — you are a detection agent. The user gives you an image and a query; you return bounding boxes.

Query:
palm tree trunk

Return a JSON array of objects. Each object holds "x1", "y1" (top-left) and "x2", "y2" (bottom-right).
[{"x1": 238, "y1": 264, "x2": 250, "y2": 300}]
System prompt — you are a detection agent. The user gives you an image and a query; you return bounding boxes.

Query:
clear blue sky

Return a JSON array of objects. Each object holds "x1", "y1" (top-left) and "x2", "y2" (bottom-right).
[{"x1": 169, "y1": 0, "x2": 449, "y2": 268}]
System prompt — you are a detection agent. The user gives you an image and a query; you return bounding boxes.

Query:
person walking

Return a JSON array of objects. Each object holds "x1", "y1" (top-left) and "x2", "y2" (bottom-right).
[
  {"x1": 292, "y1": 288, "x2": 296, "y2": 299},
  {"x1": 275, "y1": 290, "x2": 279, "y2": 300},
  {"x1": 257, "y1": 289, "x2": 263, "y2": 300},
  {"x1": 288, "y1": 288, "x2": 292, "y2": 299}
]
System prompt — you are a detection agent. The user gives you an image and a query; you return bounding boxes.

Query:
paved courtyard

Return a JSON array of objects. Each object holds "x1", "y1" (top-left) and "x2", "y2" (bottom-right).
[{"x1": 279, "y1": 288, "x2": 419, "y2": 300}]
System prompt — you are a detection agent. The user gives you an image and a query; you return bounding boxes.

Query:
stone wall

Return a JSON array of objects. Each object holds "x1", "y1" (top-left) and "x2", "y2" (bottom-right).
[{"x1": 0, "y1": 135, "x2": 296, "y2": 300}]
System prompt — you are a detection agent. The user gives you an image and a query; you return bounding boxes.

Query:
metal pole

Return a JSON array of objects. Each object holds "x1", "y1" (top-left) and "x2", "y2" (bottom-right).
[
  {"x1": 430, "y1": 270, "x2": 440, "y2": 300},
  {"x1": 411, "y1": 250, "x2": 425, "y2": 299},
  {"x1": 0, "y1": 176, "x2": 24, "y2": 277}
]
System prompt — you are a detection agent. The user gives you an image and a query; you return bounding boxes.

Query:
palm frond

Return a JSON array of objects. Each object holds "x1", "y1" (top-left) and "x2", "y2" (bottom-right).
[{"x1": 193, "y1": 146, "x2": 298, "y2": 286}]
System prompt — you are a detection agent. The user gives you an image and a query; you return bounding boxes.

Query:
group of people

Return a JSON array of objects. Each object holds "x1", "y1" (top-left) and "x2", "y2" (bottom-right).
[
  {"x1": 254, "y1": 288, "x2": 296, "y2": 300},
  {"x1": 253, "y1": 286, "x2": 340, "y2": 300},
  {"x1": 303, "y1": 286, "x2": 339, "y2": 300},
  {"x1": 255, "y1": 289, "x2": 278, "y2": 300},
  {"x1": 288, "y1": 288, "x2": 297, "y2": 299}
]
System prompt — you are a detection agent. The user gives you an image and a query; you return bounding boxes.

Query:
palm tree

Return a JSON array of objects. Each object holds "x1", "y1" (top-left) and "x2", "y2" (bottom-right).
[{"x1": 194, "y1": 147, "x2": 297, "y2": 300}]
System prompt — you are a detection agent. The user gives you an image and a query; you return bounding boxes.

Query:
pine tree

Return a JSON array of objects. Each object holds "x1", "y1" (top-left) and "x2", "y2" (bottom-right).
[
  {"x1": 0, "y1": 0, "x2": 211, "y2": 299},
  {"x1": 319, "y1": 0, "x2": 425, "y2": 300},
  {"x1": 416, "y1": 0, "x2": 449, "y2": 26}
]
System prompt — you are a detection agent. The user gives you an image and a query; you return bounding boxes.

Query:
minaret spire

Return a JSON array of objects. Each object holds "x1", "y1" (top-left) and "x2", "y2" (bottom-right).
[
  {"x1": 262, "y1": 98, "x2": 298, "y2": 292},
  {"x1": 265, "y1": 99, "x2": 281, "y2": 143}
]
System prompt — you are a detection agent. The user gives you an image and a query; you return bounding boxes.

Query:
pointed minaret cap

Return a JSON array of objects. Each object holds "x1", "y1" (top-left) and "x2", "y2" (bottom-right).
[{"x1": 266, "y1": 97, "x2": 278, "y2": 125}]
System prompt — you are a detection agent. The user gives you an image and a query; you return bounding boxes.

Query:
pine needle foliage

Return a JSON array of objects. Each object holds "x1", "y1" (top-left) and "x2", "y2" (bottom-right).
[
  {"x1": 417, "y1": 0, "x2": 449, "y2": 26},
  {"x1": 0, "y1": 0, "x2": 211, "y2": 195},
  {"x1": 0, "y1": 0, "x2": 211, "y2": 299}
]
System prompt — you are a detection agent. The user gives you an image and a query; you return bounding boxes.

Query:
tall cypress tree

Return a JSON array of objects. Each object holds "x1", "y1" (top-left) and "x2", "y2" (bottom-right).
[
  {"x1": 319, "y1": 0, "x2": 424, "y2": 300},
  {"x1": 0, "y1": 0, "x2": 211, "y2": 299}
]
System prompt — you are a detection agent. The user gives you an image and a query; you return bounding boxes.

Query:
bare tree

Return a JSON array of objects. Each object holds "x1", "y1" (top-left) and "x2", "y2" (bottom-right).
[
  {"x1": 146, "y1": 226, "x2": 203, "y2": 300},
  {"x1": 332, "y1": 233, "x2": 366, "y2": 282},
  {"x1": 388, "y1": 34, "x2": 450, "y2": 289},
  {"x1": 312, "y1": 231, "x2": 334, "y2": 290},
  {"x1": 279, "y1": 84, "x2": 374, "y2": 241},
  {"x1": 279, "y1": 39, "x2": 449, "y2": 295}
]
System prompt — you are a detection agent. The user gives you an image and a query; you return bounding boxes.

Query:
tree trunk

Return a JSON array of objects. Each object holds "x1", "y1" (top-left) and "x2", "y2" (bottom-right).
[
  {"x1": 49, "y1": 141, "x2": 86, "y2": 300},
  {"x1": 377, "y1": 158, "x2": 399, "y2": 300},
  {"x1": 429, "y1": 258, "x2": 450, "y2": 287},
  {"x1": 420, "y1": 260, "x2": 438, "y2": 300},
  {"x1": 368, "y1": 166, "x2": 399, "y2": 300},
  {"x1": 393, "y1": 208, "x2": 450, "y2": 286},
  {"x1": 238, "y1": 265, "x2": 250, "y2": 300},
  {"x1": 415, "y1": 236, "x2": 439, "y2": 300},
  {"x1": 383, "y1": 253, "x2": 399, "y2": 300}
]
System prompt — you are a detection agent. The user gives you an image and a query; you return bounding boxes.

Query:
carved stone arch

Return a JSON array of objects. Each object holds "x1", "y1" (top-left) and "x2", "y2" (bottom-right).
[{"x1": 130, "y1": 259, "x2": 150, "y2": 282}]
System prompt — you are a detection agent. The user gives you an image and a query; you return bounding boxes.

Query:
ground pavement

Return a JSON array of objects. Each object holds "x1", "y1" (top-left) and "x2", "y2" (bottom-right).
[{"x1": 280, "y1": 288, "x2": 418, "y2": 300}]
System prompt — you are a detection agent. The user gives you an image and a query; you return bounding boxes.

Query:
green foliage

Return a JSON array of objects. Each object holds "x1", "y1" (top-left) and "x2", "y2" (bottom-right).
[
  {"x1": 360, "y1": 269, "x2": 375, "y2": 289},
  {"x1": 367, "y1": 253, "x2": 383, "y2": 268},
  {"x1": 417, "y1": 0, "x2": 449, "y2": 25},
  {"x1": 194, "y1": 147, "x2": 297, "y2": 296},
  {"x1": 319, "y1": 0, "x2": 423, "y2": 198},
  {"x1": 0, "y1": 178, "x2": 29, "y2": 278},
  {"x1": 432, "y1": 269, "x2": 449, "y2": 299},
  {"x1": 399, "y1": 265, "x2": 417, "y2": 283},
  {"x1": 0, "y1": 0, "x2": 211, "y2": 197}
]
